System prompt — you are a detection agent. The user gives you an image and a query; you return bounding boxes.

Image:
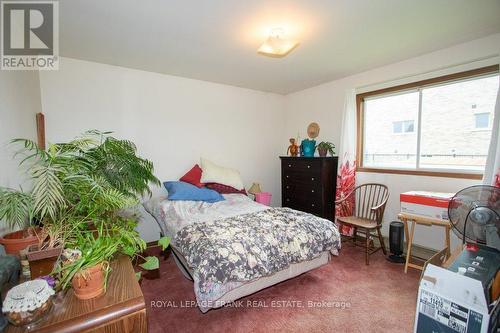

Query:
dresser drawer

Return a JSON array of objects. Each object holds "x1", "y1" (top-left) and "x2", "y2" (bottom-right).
[
  {"x1": 282, "y1": 159, "x2": 321, "y2": 173},
  {"x1": 283, "y1": 182, "x2": 321, "y2": 196},
  {"x1": 283, "y1": 172, "x2": 320, "y2": 185},
  {"x1": 283, "y1": 195, "x2": 322, "y2": 214},
  {"x1": 283, "y1": 198, "x2": 321, "y2": 214}
]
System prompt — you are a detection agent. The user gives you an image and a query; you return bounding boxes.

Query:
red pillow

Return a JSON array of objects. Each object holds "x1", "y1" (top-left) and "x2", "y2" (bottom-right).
[
  {"x1": 179, "y1": 164, "x2": 204, "y2": 187},
  {"x1": 206, "y1": 183, "x2": 247, "y2": 195}
]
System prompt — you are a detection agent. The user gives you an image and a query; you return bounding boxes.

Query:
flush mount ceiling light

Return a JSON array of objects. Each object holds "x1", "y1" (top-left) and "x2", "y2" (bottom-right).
[{"x1": 257, "y1": 28, "x2": 299, "y2": 58}]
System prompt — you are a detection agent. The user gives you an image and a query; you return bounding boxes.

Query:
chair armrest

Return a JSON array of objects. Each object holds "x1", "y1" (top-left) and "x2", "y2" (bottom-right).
[
  {"x1": 334, "y1": 189, "x2": 355, "y2": 205},
  {"x1": 370, "y1": 199, "x2": 388, "y2": 223},
  {"x1": 334, "y1": 197, "x2": 346, "y2": 205},
  {"x1": 370, "y1": 202, "x2": 386, "y2": 212}
]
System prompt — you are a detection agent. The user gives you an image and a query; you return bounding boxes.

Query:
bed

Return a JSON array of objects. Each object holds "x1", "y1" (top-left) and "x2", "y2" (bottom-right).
[{"x1": 144, "y1": 193, "x2": 341, "y2": 312}]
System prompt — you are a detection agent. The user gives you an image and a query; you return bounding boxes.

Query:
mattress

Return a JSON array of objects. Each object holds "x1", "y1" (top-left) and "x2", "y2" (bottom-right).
[
  {"x1": 144, "y1": 193, "x2": 269, "y2": 238},
  {"x1": 172, "y1": 246, "x2": 330, "y2": 312}
]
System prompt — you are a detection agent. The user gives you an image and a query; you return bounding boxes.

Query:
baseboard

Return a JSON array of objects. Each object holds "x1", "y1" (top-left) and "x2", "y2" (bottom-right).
[
  {"x1": 345, "y1": 234, "x2": 438, "y2": 261},
  {"x1": 382, "y1": 236, "x2": 437, "y2": 261}
]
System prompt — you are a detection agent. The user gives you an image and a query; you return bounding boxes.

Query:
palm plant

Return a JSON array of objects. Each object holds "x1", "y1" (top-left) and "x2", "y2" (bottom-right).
[
  {"x1": 0, "y1": 130, "x2": 161, "y2": 250},
  {"x1": 0, "y1": 188, "x2": 33, "y2": 230},
  {"x1": 1, "y1": 130, "x2": 167, "y2": 294}
]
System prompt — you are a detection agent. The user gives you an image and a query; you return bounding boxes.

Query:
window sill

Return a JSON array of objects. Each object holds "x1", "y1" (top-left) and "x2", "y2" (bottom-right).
[
  {"x1": 391, "y1": 132, "x2": 414, "y2": 136},
  {"x1": 357, "y1": 167, "x2": 483, "y2": 180}
]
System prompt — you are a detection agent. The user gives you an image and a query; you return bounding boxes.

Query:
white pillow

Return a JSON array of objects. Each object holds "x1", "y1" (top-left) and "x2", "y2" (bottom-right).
[{"x1": 200, "y1": 158, "x2": 244, "y2": 190}]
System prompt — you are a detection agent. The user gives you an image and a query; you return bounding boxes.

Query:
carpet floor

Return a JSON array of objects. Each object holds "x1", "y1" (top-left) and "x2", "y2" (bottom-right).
[{"x1": 140, "y1": 245, "x2": 421, "y2": 333}]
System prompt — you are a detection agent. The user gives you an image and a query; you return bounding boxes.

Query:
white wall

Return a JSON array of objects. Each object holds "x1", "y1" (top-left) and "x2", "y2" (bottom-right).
[
  {"x1": 284, "y1": 33, "x2": 500, "y2": 250},
  {"x1": 0, "y1": 71, "x2": 42, "y2": 250},
  {"x1": 39, "y1": 57, "x2": 286, "y2": 242}
]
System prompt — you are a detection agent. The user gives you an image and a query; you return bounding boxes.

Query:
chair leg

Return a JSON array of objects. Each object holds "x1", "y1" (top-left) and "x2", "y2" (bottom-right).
[
  {"x1": 377, "y1": 227, "x2": 387, "y2": 255},
  {"x1": 352, "y1": 227, "x2": 357, "y2": 245},
  {"x1": 365, "y1": 231, "x2": 370, "y2": 265}
]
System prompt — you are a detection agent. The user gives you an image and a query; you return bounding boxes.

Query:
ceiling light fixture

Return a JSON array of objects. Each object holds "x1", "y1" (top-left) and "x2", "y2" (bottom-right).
[{"x1": 257, "y1": 28, "x2": 299, "y2": 58}]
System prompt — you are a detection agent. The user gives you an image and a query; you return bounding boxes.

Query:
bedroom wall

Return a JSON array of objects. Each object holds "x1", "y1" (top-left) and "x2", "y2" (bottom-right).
[
  {"x1": 0, "y1": 71, "x2": 41, "y2": 252},
  {"x1": 38, "y1": 57, "x2": 286, "y2": 242},
  {"x1": 284, "y1": 33, "x2": 500, "y2": 250}
]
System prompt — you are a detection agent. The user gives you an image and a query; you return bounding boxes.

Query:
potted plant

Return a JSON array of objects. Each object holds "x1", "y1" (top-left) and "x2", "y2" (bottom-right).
[
  {"x1": 0, "y1": 137, "x2": 86, "y2": 255},
  {"x1": 0, "y1": 188, "x2": 39, "y2": 255},
  {"x1": 2, "y1": 130, "x2": 165, "y2": 296},
  {"x1": 26, "y1": 214, "x2": 76, "y2": 278},
  {"x1": 315, "y1": 141, "x2": 336, "y2": 157},
  {"x1": 56, "y1": 218, "x2": 169, "y2": 300},
  {"x1": 58, "y1": 224, "x2": 120, "y2": 300},
  {"x1": 1, "y1": 131, "x2": 160, "y2": 253}
]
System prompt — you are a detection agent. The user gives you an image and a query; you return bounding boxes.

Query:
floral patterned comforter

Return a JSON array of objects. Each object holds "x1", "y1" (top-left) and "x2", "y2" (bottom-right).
[{"x1": 174, "y1": 207, "x2": 341, "y2": 309}]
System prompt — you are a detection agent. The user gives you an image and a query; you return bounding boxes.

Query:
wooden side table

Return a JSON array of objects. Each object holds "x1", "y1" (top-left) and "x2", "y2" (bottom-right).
[
  {"x1": 398, "y1": 213, "x2": 451, "y2": 273},
  {"x1": 6, "y1": 256, "x2": 147, "y2": 333}
]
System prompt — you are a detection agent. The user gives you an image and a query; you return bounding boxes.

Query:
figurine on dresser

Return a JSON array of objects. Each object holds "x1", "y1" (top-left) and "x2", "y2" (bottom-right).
[{"x1": 287, "y1": 138, "x2": 300, "y2": 157}]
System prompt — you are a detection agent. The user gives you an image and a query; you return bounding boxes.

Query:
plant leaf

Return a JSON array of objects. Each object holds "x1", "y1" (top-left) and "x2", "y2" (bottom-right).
[
  {"x1": 135, "y1": 271, "x2": 142, "y2": 280},
  {"x1": 158, "y1": 236, "x2": 171, "y2": 251},
  {"x1": 139, "y1": 256, "x2": 159, "y2": 270},
  {"x1": 0, "y1": 188, "x2": 33, "y2": 229}
]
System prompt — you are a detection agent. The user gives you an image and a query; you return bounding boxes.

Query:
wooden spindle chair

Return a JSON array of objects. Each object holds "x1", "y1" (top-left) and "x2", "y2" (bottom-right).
[{"x1": 335, "y1": 183, "x2": 389, "y2": 265}]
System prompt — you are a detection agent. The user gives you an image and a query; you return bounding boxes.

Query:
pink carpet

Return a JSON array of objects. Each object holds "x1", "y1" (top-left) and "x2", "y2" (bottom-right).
[{"x1": 140, "y1": 245, "x2": 421, "y2": 333}]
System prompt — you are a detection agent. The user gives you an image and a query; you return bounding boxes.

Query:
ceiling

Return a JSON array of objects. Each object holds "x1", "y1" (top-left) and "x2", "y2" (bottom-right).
[{"x1": 60, "y1": 0, "x2": 500, "y2": 94}]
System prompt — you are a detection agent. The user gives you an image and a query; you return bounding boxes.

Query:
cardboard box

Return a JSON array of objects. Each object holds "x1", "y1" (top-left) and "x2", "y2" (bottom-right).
[
  {"x1": 415, "y1": 260, "x2": 500, "y2": 333},
  {"x1": 400, "y1": 191, "x2": 454, "y2": 220},
  {"x1": 447, "y1": 244, "x2": 500, "y2": 308}
]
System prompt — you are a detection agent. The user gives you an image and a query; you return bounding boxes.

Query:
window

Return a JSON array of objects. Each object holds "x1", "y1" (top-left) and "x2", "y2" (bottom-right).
[
  {"x1": 357, "y1": 65, "x2": 499, "y2": 178},
  {"x1": 393, "y1": 120, "x2": 414, "y2": 134},
  {"x1": 474, "y1": 113, "x2": 490, "y2": 129}
]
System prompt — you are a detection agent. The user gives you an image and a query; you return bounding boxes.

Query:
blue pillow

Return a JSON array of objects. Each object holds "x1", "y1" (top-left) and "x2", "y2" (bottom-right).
[{"x1": 164, "y1": 181, "x2": 224, "y2": 203}]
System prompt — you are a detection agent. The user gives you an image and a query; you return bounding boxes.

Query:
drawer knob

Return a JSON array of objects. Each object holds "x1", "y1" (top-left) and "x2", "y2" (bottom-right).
[
  {"x1": 311, "y1": 203, "x2": 315, "y2": 207},
  {"x1": 307, "y1": 165, "x2": 311, "y2": 169},
  {"x1": 286, "y1": 186, "x2": 290, "y2": 189},
  {"x1": 311, "y1": 177, "x2": 315, "y2": 181},
  {"x1": 288, "y1": 164, "x2": 291, "y2": 167},
  {"x1": 311, "y1": 189, "x2": 315, "y2": 193},
  {"x1": 286, "y1": 175, "x2": 289, "y2": 178},
  {"x1": 286, "y1": 198, "x2": 290, "y2": 202}
]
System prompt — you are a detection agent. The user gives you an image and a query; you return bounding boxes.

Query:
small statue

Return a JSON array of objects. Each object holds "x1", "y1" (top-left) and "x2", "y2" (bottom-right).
[{"x1": 287, "y1": 138, "x2": 299, "y2": 157}]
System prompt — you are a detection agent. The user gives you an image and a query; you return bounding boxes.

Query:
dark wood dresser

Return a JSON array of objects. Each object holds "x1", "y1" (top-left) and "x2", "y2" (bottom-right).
[{"x1": 280, "y1": 156, "x2": 338, "y2": 221}]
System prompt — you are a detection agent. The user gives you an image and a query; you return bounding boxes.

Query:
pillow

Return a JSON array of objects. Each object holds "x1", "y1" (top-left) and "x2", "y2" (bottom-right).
[
  {"x1": 163, "y1": 181, "x2": 224, "y2": 203},
  {"x1": 179, "y1": 164, "x2": 204, "y2": 187},
  {"x1": 199, "y1": 158, "x2": 244, "y2": 190},
  {"x1": 206, "y1": 183, "x2": 247, "y2": 195}
]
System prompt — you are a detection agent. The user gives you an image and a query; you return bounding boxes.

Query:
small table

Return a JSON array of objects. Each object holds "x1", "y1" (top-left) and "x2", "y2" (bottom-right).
[
  {"x1": 398, "y1": 212, "x2": 451, "y2": 273},
  {"x1": 6, "y1": 256, "x2": 147, "y2": 333}
]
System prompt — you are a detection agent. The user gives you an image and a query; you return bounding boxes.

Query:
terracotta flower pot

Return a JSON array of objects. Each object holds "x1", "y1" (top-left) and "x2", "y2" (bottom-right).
[
  {"x1": 318, "y1": 148, "x2": 328, "y2": 157},
  {"x1": 27, "y1": 245, "x2": 63, "y2": 279},
  {"x1": 0, "y1": 228, "x2": 41, "y2": 256},
  {"x1": 72, "y1": 263, "x2": 106, "y2": 300}
]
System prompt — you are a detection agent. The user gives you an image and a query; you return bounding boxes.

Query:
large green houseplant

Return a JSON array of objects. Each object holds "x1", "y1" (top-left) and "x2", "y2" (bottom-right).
[
  {"x1": 0, "y1": 131, "x2": 166, "y2": 295},
  {"x1": 0, "y1": 131, "x2": 159, "y2": 250}
]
